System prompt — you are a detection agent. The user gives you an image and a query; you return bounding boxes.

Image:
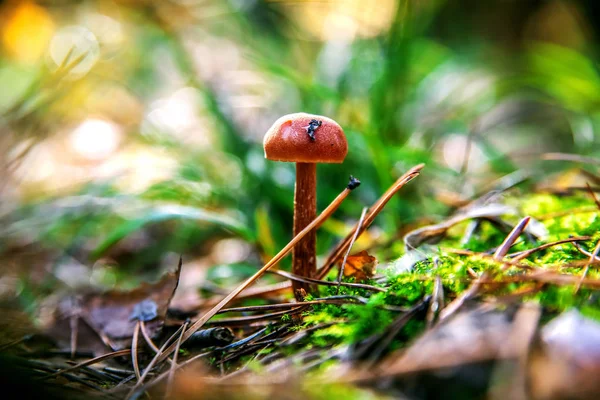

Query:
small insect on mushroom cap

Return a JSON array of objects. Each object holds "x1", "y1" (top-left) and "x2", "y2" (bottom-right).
[{"x1": 263, "y1": 113, "x2": 348, "y2": 164}]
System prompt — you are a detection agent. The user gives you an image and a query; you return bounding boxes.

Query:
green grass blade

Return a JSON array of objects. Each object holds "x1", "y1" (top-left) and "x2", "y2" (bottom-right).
[{"x1": 92, "y1": 205, "x2": 253, "y2": 259}]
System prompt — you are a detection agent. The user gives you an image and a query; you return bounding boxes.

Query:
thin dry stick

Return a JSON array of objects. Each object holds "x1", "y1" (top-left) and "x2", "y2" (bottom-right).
[
  {"x1": 269, "y1": 269, "x2": 385, "y2": 292},
  {"x1": 316, "y1": 164, "x2": 424, "y2": 279},
  {"x1": 41, "y1": 349, "x2": 131, "y2": 380},
  {"x1": 140, "y1": 321, "x2": 160, "y2": 353},
  {"x1": 131, "y1": 321, "x2": 141, "y2": 381},
  {"x1": 140, "y1": 321, "x2": 175, "y2": 367},
  {"x1": 165, "y1": 320, "x2": 189, "y2": 398},
  {"x1": 207, "y1": 307, "x2": 307, "y2": 325},
  {"x1": 336, "y1": 207, "x2": 368, "y2": 294},
  {"x1": 575, "y1": 239, "x2": 600, "y2": 293},
  {"x1": 439, "y1": 216, "x2": 531, "y2": 321},
  {"x1": 499, "y1": 269, "x2": 600, "y2": 288},
  {"x1": 217, "y1": 298, "x2": 366, "y2": 314},
  {"x1": 572, "y1": 241, "x2": 600, "y2": 262},
  {"x1": 511, "y1": 236, "x2": 591, "y2": 262},
  {"x1": 497, "y1": 217, "x2": 530, "y2": 270},
  {"x1": 444, "y1": 248, "x2": 536, "y2": 271},
  {"x1": 153, "y1": 179, "x2": 359, "y2": 365}
]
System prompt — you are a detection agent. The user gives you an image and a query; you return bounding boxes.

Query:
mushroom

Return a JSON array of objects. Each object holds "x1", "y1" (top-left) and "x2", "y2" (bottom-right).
[{"x1": 264, "y1": 113, "x2": 348, "y2": 299}]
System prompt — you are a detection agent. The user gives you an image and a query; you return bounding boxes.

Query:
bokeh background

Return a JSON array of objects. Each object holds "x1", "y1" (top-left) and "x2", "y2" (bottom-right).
[{"x1": 1, "y1": 0, "x2": 600, "y2": 318}]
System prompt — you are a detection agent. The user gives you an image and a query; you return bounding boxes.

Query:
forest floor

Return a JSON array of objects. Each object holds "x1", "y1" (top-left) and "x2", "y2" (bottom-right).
[{"x1": 2, "y1": 163, "x2": 600, "y2": 400}]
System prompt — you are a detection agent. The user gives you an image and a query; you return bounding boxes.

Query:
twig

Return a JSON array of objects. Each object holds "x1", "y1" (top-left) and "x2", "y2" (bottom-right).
[
  {"x1": 505, "y1": 270, "x2": 600, "y2": 288},
  {"x1": 39, "y1": 349, "x2": 131, "y2": 380},
  {"x1": 207, "y1": 307, "x2": 307, "y2": 326},
  {"x1": 269, "y1": 269, "x2": 385, "y2": 292},
  {"x1": 495, "y1": 216, "x2": 530, "y2": 263},
  {"x1": 131, "y1": 321, "x2": 141, "y2": 381},
  {"x1": 316, "y1": 164, "x2": 423, "y2": 279},
  {"x1": 575, "y1": 239, "x2": 600, "y2": 293},
  {"x1": 218, "y1": 298, "x2": 365, "y2": 314},
  {"x1": 140, "y1": 321, "x2": 160, "y2": 353},
  {"x1": 511, "y1": 236, "x2": 591, "y2": 261},
  {"x1": 139, "y1": 321, "x2": 175, "y2": 367},
  {"x1": 572, "y1": 241, "x2": 600, "y2": 262},
  {"x1": 336, "y1": 207, "x2": 368, "y2": 294}
]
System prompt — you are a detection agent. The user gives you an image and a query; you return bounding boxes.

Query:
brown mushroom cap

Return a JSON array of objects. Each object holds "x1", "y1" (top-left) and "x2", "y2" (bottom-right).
[{"x1": 263, "y1": 113, "x2": 348, "y2": 163}]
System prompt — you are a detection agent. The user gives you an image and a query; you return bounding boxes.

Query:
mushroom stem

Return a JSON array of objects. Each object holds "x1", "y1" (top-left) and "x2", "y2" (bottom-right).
[{"x1": 293, "y1": 162, "x2": 317, "y2": 299}]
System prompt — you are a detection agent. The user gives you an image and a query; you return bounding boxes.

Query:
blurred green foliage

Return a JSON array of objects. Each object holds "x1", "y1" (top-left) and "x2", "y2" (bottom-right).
[{"x1": 1, "y1": 0, "x2": 600, "y2": 294}]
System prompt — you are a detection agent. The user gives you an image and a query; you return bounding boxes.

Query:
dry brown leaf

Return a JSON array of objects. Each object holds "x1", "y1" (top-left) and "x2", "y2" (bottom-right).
[
  {"x1": 46, "y1": 261, "x2": 181, "y2": 353},
  {"x1": 528, "y1": 309, "x2": 600, "y2": 400},
  {"x1": 340, "y1": 250, "x2": 377, "y2": 282}
]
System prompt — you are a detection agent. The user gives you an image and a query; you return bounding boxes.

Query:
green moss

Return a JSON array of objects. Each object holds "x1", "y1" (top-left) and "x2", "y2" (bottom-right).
[
  {"x1": 580, "y1": 304, "x2": 600, "y2": 322},
  {"x1": 311, "y1": 323, "x2": 354, "y2": 344},
  {"x1": 347, "y1": 295, "x2": 394, "y2": 342},
  {"x1": 530, "y1": 286, "x2": 600, "y2": 317},
  {"x1": 281, "y1": 313, "x2": 292, "y2": 323},
  {"x1": 269, "y1": 192, "x2": 599, "y2": 371}
]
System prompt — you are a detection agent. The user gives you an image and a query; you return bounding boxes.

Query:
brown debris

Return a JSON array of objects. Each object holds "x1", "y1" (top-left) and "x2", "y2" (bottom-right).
[
  {"x1": 46, "y1": 260, "x2": 182, "y2": 353},
  {"x1": 338, "y1": 250, "x2": 378, "y2": 282}
]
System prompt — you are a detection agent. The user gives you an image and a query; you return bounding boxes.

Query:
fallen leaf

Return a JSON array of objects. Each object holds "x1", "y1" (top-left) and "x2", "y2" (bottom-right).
[
  {"x1": 340, "y1": 250, "x2": 378, "y2": 281},
  {"x1": 358, "y1": 304, "x2": 541, "y2": 399},
  {"x1": 46, "y1": 259, "x2": 181, "y2": 353},
  {"x1": 528, "y1": 309, "x2": 600, "y2": 400}
]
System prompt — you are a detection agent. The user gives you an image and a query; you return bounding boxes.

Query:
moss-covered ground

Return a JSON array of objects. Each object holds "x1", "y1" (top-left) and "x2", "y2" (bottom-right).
[{"x1": 276, "y1": 191, "x2": 600, "y2": 362}]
